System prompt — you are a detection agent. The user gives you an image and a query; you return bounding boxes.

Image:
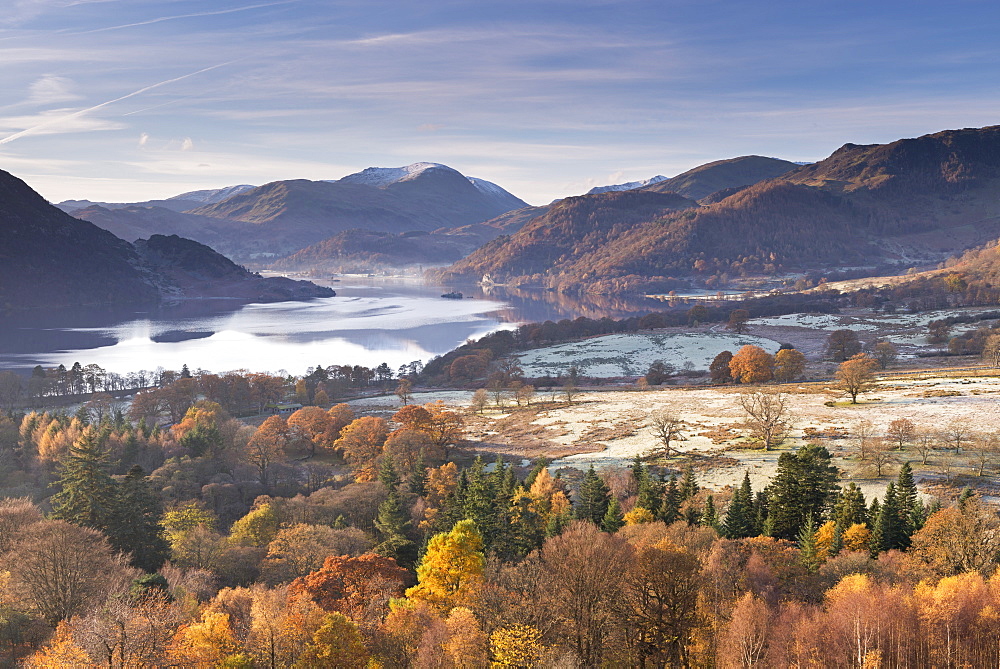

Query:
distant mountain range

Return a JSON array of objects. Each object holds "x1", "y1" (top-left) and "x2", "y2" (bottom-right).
[
  {"x1": 434, "y1": 126, "x2": 1000, "y2": 293},
  {"x1": 0, "y1": 170, "x2": 332, "y2": 311},
  {"x1": 60, "y1": 163, "x2": 528, "y2": 262},
  {"x1": 584, "y1": 155, "x2": 798, "y2": 199}
]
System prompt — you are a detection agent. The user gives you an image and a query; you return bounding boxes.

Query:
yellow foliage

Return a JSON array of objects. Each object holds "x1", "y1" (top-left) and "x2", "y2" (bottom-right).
[
  {"x1": 26, "y1": 621, "x2": 90, "y2": 667},
  {"x1": 843, "y1": 523, "x2": 871, "y2": 552},
  {"x1": 168, "y1": 611, "x2": 240, "y2": 666},
  {"x1": 490, "y1": 624, "x2": 544, "y2": 668},
  {"x1": 624, "y1": 507, "x2": 655, "y2": 525},
  {"x1": 815, "y1": 520, "x2": 837, "y2": 562},
  {"x1": 444, "y1": 607, "x2": 488, "y2": 667},
  {"x1": 406, "y1": 519, "x2": 484, "y2": 612}
]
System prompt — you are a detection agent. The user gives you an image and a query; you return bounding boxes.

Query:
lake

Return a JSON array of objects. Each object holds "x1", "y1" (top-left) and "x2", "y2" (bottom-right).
[{"x1": 0, "y1": 278, "x2": 664, "y2": 376}]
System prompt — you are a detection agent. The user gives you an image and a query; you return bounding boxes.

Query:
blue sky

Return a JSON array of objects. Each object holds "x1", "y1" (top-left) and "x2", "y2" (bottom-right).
[{"x1": 2, "y1": 0, "x2": 999, "y2": 205}]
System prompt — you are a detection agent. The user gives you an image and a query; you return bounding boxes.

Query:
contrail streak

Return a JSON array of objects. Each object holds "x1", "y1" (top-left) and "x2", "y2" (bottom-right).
[
  {"x1": 63, "y1": 1, "x2": 298, "y2": 35},
  {"x1": 0, "y1": 61, "x2": 237, "y2": 145}
]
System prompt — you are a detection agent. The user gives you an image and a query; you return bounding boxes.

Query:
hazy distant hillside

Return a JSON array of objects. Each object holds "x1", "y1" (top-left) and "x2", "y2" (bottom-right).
[
  {"x1": 642, "y1": 155, "x2": 799, "y2": 200},
  {"x1": 436, "y1": 125, "x2": 1000, "y2": 293},
  {"x1": 0, "y1": 170, "x2": 332, "y2": 311}
]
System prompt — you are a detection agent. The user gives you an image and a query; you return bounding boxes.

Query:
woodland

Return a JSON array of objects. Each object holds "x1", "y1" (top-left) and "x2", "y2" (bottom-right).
[{"x1": 1, "y1": 332, "x2": 1000, "y2": 667}]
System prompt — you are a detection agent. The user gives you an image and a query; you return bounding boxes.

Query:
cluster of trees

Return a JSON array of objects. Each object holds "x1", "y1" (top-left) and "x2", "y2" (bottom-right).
[
  {"x1": 708, "y1": 345, "x2": 807, "y2": 385},
  {"x1": 4, "y1": 431, "x2": 997, "y2": 666}
]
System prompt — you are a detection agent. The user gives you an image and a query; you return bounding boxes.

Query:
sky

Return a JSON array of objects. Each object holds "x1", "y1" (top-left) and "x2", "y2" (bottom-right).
[{"x1": 2, "y1": 0, "x2": 1000, "y2": 206}]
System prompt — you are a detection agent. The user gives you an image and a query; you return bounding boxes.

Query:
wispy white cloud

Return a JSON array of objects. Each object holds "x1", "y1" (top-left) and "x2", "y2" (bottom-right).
[
  {"x1": 0, "y1": 108, "x2": 124, "y2": 137},
  {"x1": 0, "y1": 60, "x2": 238, "y2": 145},
  {"x1": 26, "y1": 74, "x2": 80, "y2": 105},
  {"x1": 62, "y1": 0, "x2": 300, "y2": 35}
]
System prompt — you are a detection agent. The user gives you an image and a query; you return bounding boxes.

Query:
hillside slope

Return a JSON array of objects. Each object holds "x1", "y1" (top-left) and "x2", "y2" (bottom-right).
[
  {"x1": 0, "y1": 170, "x2": 332, "y2": 311},
  {"x1": 436, "y1": 126, "x2": 1000, "y2": 293}
]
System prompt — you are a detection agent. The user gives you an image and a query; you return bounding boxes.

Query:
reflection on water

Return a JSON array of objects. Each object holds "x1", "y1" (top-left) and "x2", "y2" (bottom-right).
[{"x1": 0, "y1": 278, "x2": 666, "y2": 375}]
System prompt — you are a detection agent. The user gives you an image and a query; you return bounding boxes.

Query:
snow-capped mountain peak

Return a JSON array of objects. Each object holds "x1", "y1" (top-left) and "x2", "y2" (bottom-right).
[
  {"x1": 586, "y1": 175, "x2": 670, "y2": 195},
  {"x1": 337, "y1": 162, "x2": 459, "y2": 187},
  {"x1": 169, "y1": 184, "x2": 255, "y2": 204}
]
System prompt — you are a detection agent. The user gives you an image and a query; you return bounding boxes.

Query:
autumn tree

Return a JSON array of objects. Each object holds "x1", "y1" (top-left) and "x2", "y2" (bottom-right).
[
  {"x1": 244, "y1": 415, "x2": 290, "y2": 485},
  {"x1": 835, "y1": 353, "x2": 879, "y2": 404},
  {"x1": 710, "y1": 351, "x2": 734, "y2": 384},
  {"x1": 729, "y1": 345, "x2": 774, "y2": 384},
  {"x1": 773, "y1": 348, "x2": 806, "y2": 383},
  {"x1": 910, "y1": 497, "x2": 1000, "y2": 576},
  {"x1": 297, "y1": 613, "x2": 369, "y2": 668},
  {"x1": 406, "y1": 519, "x2": 485, "y2": 611},
  {"x1": 739, "y1": 391, "x2": 789, "y2": 450},
  {"x1": 872, "y1": 341, "x2": 898, "y2": 369},
  {"x1": 826, "y1": 329, "x2": 862, "y2": 361},
  {"x1": 1, "y1": 520, "x2": 130, "y2": 624},
  {"x1": 335, "y1": 416, "x2": 389, "y2": 481},
  {"x1": 727, "y1": 309, "x2": 751, "y2": 334},
  {"x1": 291, "y1": 553, "x2": 408, "y2": 627},
  {"x1": 287, "y1": 406, "x2": 335, "y2": 457}
]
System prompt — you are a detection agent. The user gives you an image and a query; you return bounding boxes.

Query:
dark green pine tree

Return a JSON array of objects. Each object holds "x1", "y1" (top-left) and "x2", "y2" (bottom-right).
[
  {"x1": 374, "y1": 489, "x2": 418, "y2": 569},
  {"x1": 894, "y1": 462, "x2": 919, "y2": 545},
  {"x1": 679, "y1": 464, "x2": 698, "y2": 501},
  {"x1": 723, "y1": 471, "x2": 756, "y2": 538},
  {"x1": 797, "y1": 514, "x2": 820, "y2": 572},
  {"x1": 752, "y1": 491, "x2": 769, "y2": 537},
  {"x1": 765, "y1": 444, "x2": 840, "y2": 541},
  {"x1": 524, "y1": 458, "x2": 549, "y2": 489},
  {"x1": 408, "y1": 451, "x2": 428, "y2": 496},
  {"x1": 601, "y1": 496, "x2": 625, "y2": 533},
  {"x1": 462, "y1": 457, "x2": 498, "y2": 547},
  {"x1": 632, "y1": 457, "x2": 661, "y2": 512},
  {"x1": 830, "y1": 519, "x2": 844, "y2": 555},
  {"x1": 545, "y1": 507, "x2": 572, "y2": 538},
  {"x1": 874, "y1": 482, "x2": 907, "y2": 554},
  {"x1": 378, "y1": 455, "x2": 401, "y2": 491},
  {"x1": 701, "y1": 495, "x2": 720, "y2": 532},
  {"x1": 50, "y1": 429, "x2": 118, "y2": 531},
  {"x1": 659, "y1": 475, "x2": 681, "y2": 524},
  {"x1": 575, "y1": 466, "x2": 610, "y2": 525},
  {"x1": 833, "y1": 483, "x2": 868, "y2": 528},
  {"x1": 112, "y1": 465, "x2": 170, "y2": 572},
  {"x1": 489, "y1": 458, "x2": 518, "y2": 558}
]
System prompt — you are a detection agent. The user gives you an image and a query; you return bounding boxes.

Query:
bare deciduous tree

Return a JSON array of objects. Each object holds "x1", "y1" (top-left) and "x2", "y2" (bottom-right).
[
  {"x1": 969, "y1": 432, "x2": 999, "y2": 477},
  {"x1": 866, "y1": 437, "x2": 894, "y2": 478},
  {"x1": 739, "y1": 391, "x2": 789, "y2": 451},
  {"x1": 650, "y1": 411, "x2": 685, "y2": 458},
  {"x1": 853, "y1": 419, "x2": 877, "y2": 461},
  {"x1": 887, "y1": 418, "x2": 916, "y2": 451},
  {"x1": 913, "y1": 428, "x2": 937, "y2": 465}
]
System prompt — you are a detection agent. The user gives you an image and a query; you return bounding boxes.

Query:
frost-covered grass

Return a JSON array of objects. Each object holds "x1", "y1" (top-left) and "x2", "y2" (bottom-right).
[
  {"x1": 456, "y1": 371, "x2": 1000, "y2": 499},
  {"x1": 516, "y1": 332, "x2": 780, "y2": 378}
]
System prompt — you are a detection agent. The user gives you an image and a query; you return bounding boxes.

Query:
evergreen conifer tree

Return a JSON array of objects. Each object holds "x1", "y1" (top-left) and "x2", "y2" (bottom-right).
[
  {"x1": 408, "y1": 451, "x2": 427, "y2": 496},
  {"x1": 601, "y1": 497, "x2": 625, "y2": 533},
  {"x1": 659, "y1": 475, "x2": 681, "y2": 524},
  {"x1": 797, "y1": 514, "x2": 820, "y2": 571},
  {"x1": 575, "y1": 466, "x2": 610, "y2": 525},
  {"x1": 701, "y1": 495, "x2": 720, "y2": 531},
  {"x1": 765, "y1": 444, "x2": 839, "y2": 541},
  {"x1": 723, "y1": 472, "x2": 756, "y2": 538},
  {"x1": 113, "y1": 465, "x2": 170, "y2": 572},
  {"x1": 378, "y1": 455, "x2": 400, "y2": 491},
  {"x1": 679, "y1": 464, "x2": 698, "y2": 501},
  {"x1": 833, "y1": 483, "x2": 868, "y2": 528},
  {"x1": 374, "y1": 488, "x2": 418, "y2": 569},
  {"x1": 50, "y1": 429, "x2": 118, "y2": 530}
]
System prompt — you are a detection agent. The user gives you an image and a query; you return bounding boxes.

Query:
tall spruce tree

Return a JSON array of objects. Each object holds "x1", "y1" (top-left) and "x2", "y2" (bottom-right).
[
  {"x1": 601, "y1": 496, "x2": 625, "y2": 533},
  {"x1": 679, "y1": 464, "x2": 698, "y2": 501},
  {"x1": 113, "y1": 465, "x2": 170, "y2": 572},
  {"x1": 374, "y1": 488, "x2": 418, "y2": 569},
  {"x1": 723, "y1": 471, "x2": 756, "y2": 538},
  {"x1": 873, "y1": 482, "x2": 907, "y2": 554},
  {"x1": 765, "y1": 444, "x2": 839, "y2": 541},
  {"x1": 50, "y1": 429, "x2": 118, "y2": 530},
  {"x1": 633, "y1": 457, "x2": 661, "y2": 512},
  {"x1": 575, "y1": 466, "x2": 610, "y2": 525},
  {"x1": 701, "y1": 495, "x2": 720, "y2": 532},
  {"x1": 659, "y1": 474, "x2": 681, "y2": 524},
  {"x1": 833, "y1": 483, "x2": 868, "y2": 528}
]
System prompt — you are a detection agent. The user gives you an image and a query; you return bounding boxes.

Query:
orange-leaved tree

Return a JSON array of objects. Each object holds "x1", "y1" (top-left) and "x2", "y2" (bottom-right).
[{"x1": 729, "y1": 345, "x2": 775, "y2": 384}]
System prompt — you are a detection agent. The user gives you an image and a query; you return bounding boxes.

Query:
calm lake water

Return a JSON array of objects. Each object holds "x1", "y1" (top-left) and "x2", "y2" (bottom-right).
[{"x1": 0, "y1": 278, "x2": 663, "y2": 376}]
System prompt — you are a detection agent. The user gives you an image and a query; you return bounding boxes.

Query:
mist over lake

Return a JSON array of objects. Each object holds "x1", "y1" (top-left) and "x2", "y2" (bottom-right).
[{"x1": 0, "y1": 278, "x2": 663, "y2": 376}]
